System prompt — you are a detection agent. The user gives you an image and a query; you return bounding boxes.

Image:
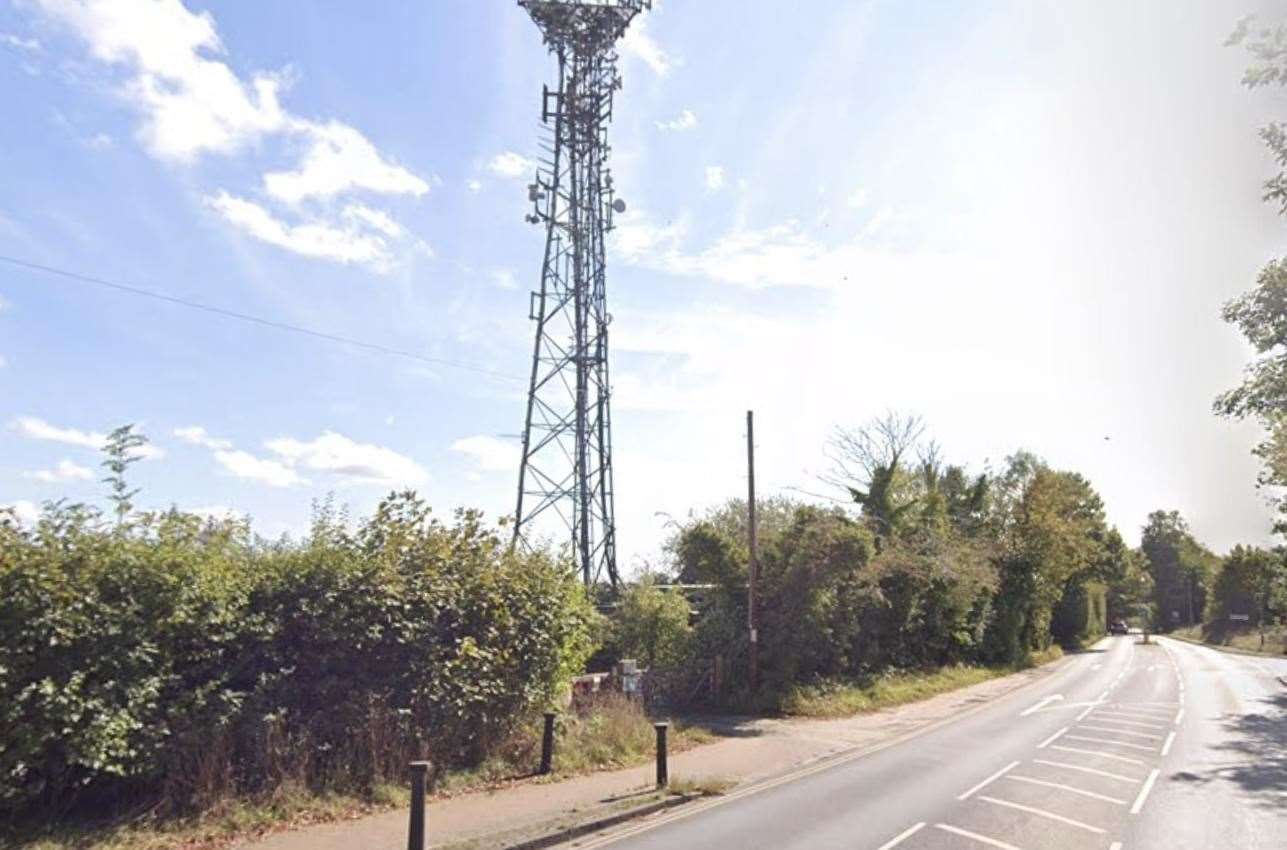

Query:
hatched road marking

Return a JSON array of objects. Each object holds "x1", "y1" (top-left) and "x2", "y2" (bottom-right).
[
  {"x1": 934, "y1": 823, "x2": 1025, "y2": 850},
  {"x1": 957, "y1": 760, "x2": 1021, "y2": 801},
  {"x1": 874, "y1": 821, "x2": 924, "y2": 850},
  {"x1": 1031, "y1": 758, "x2": 1140, "y2": 783},
  {"x1": 1002, "y1": 773, "x2": 1128, "y2": 804},
  {"x1": 976, "y1": 795, "x2": 1107, "y2": 833}
]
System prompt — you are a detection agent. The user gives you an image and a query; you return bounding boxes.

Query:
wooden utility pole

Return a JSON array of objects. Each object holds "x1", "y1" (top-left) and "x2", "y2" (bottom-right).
[{"x1": 746, "y1": 410, "x2": 759, "y2": 692}]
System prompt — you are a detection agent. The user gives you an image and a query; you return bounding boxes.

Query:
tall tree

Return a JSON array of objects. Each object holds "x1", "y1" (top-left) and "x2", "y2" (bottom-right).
[
  {"x1": 1140, "y1": 510, "x2": 1216, "y2": 631},
  {"x1": 1217, "y1": 18, "x2": 1287, "y2": 530}
]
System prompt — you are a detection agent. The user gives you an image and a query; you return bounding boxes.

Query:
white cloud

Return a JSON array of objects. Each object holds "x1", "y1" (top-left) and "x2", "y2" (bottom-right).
[
  {"x1": 1, "y1": 32, "x2": 41, "y2": 51},
  {"x1": 34, "y1": 0, "x2": 427, "y2": 269},
  {"x1": 262, "y1": 121, "x2": 428, "y2": 204},
  {"x1": 492, "y1": 269, "x2": 518, "y2": 290},
  {"x1": 11, "y1": 415, "x2": 102, "y2": 448},
  {"x1": 656, "y1": 109, "x2": 697, "y2": 132},
  {"x1": 214, "y1": 449, "x2": 305, "y2": 488},
  {"x1": 9, "y1": 416, "x2": 164, "y2": 459},
  {"x1": 265, "y1": 431, "x2": 427, "y2": 486},
  {"x1": 1, "y1": 500, "x2": 40, "y2": 527},
  {"x1": 173, "y1": 425, "x2": 232, "y2": 450},
  {"x1": 467, "y1": 179, "x2": 483, "y2": 192},
  {"x1": 0, "y1": 295, "x2": 10, "y2": 311},
  {"x1": 704, "y1": 166, "x2": 726, "y2": 191},
  {"x1": 35, "y1": 0, "x2": 288, "y2": 160},
  {"x1": 621, "y1": 13, "x2": 673, "y2": 76},
  {"x1": 487, "y1": 151, "x2": 535, "y2": 179},
  {"x1": 84, "y1": 132, "x2": 113, "y2": 149},
  {"x1": 451, "y1": 435, "x2": 519, "y2": 473},
  {"x1": 846, "y1": 188, "x2": 868, "y2": 209},
  {"x1": 24, "y1": 458, "x2": 95, "y2": 483},
  {"x1": 184, "y1": 504, "x2": 247, "y2": 522},
  {"x1": 207, "y1": 192, "x2": 402, "y2": 270}
]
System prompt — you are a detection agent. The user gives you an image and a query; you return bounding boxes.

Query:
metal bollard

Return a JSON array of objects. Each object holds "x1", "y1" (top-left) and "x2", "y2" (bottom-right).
[
  {"x1": 540, "y1": 711, "x2": 557, "y2": 775},
  {"x1": 654, "y1": 722, "x2": 669, "y2": 788},
  {"x1": 408, "y1": 761, "x2": 430, "y2": 850}
]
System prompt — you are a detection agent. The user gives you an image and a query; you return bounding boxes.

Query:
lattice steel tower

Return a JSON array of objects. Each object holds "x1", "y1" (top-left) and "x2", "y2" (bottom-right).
[{"x1": 514, "y1": 0, "x2": 649, "y2": 590}]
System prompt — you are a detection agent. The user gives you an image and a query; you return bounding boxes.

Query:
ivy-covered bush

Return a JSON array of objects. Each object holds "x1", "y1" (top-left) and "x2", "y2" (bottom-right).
[{"x1": 0, "y1": 493, "x2": 595, "y2": 817}]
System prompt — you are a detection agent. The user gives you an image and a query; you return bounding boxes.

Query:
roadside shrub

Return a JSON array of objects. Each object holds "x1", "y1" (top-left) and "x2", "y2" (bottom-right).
[{"x1": 0, "y1": 494, "x2": 596, "y2": 819}]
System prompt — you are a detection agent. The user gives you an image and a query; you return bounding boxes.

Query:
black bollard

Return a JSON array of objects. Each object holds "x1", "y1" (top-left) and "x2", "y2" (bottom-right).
[
  {"x1": 540, "y1": 711, "x2": 557, "y2": 775},
  {"x1": 408, "y1": 761, "x2": 430, "y2": 850},
  {"x1": 654, "y1": 722, "x2": 669, "y2": 788}
]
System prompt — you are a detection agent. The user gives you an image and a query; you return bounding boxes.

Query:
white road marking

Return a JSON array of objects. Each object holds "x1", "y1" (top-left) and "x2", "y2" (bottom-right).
[
  {"x1": 958, "y1": 760, "x2": 1021, "y2": 800},
  {"x1": 1049, "y1": 745, "x2": 1147, "y2": 766},
  {"x1": 1174, "y1": 708, "x2": 1184, "y2": 724},
  {"x1": 1021, "y1": 695, "x2": 1064, "y2": 717},
  {"x1": 1037, "y1": 727, "x2": 1069, "y2": 749},
  {"x1": 1064, "y1": 734, "x2": 1157, "y2": 752},
  {"x1": 1109, "y1": 843, "x2": 1123, "y2": 850},
  {"x1": 1091, "y1": 663, "x2": 1103, "y2": 670},
  {"x1": 1003, "y1": 774, "x2": 1128, "y2": 804},
  {"x1": 976, "y1": 795, "x2": 1107, "y2": 833},
  {"x1": 874, "y1": 821, "x2": 925, "y2": 850},
  {"x1": 1032, "y1": 758, "x2": 1140, "y2": 783},
  {"x1": 1161, "y1": 731, "x2": 1176, "y2": 756},
  {"x1": 1076, "y1": 725, "x2": 1164, "y2": 741},
  {"x1": 934, "y1": 823, "x2": 1024, "y2": 850},
  {"x1": 1130, "y1": 768, "x2": 1161, "y2": 814},
  {"x1": 1086, "y1": 714, "x2": 1169, "y2": 730}
]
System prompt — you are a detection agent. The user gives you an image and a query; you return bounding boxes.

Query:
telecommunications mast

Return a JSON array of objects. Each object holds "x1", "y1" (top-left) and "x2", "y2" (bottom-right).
[{"x1": 513, "y1": 0, "x2": 650, "y2": 590}]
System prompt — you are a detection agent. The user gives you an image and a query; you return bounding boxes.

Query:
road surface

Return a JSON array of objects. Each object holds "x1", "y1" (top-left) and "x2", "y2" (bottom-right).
[{"x1": 566, "y1": 637, "x2": 1287, "y2": 850}]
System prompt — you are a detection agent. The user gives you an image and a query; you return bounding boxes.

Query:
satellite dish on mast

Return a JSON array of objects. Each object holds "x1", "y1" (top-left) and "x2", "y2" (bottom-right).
[{"x1": 612, "y1": 198, "x2": 627, "y2": 214}]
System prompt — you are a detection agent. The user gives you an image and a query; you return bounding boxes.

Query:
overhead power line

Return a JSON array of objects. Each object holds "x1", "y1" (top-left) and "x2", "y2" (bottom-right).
[{"x1": 0, "y1": 254, "x2": 522, "y2": 382}]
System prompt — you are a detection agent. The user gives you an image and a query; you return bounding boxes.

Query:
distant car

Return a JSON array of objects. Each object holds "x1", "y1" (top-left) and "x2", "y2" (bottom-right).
[{"x1": 1109, "y1": 620, "x2": 1129, "y2": 635}]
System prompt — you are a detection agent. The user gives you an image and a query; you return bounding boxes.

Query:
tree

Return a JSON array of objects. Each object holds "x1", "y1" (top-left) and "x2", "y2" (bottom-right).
[
  {"x1": 613, "y1": 579, "x2": 693, "y2": 669},
  {"x1": 1140, "y1": 511, "x2": 1216, "y2": 631},
  {"x1": 100, "y1": 424, "x2": 147, "y2": 525},
  {"x1": 1217, "y1": 18, "x2": 1287, "y2": 531},
  {"x1": 824, "y1": 411, "x2": 927, "y2": 539}
]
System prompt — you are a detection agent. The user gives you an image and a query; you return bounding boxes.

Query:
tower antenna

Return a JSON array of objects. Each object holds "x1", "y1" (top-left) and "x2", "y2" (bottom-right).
[{"x1": 513, "y1": 0, "x2": 650, "y2": 590}]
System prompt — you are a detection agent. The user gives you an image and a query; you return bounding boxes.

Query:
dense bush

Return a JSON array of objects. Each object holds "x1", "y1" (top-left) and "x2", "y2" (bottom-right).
[{"x1": 0, "y1": 493, "x2": 595, "y2": 818}]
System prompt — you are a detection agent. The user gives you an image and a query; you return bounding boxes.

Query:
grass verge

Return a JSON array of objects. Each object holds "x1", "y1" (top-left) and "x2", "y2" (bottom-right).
[
  {"x1": 1172, "y1": 623, "x2": 1287, "y2": 656},
  {"x1": 780, "y1": 648, "x2": 1064, "y2": 719},
  {"x1": 3, "y1": 695, "x2": 711, "y2": 850}
]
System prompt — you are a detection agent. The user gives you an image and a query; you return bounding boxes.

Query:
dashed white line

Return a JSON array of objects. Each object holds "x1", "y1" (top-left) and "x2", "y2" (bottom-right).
[
  {"x1": 1032, "y1": 758, "x2": 1140, "y2": 783},
  {"x1": 1049, "y1": 745, "x2": 1147, "y2": 766},
  {"x1": 957, "y1": 760, "x2": 1021, "y2": 800},
  {"x1": 1003, "y1": 774, "x2": 1128, "y2": 804},
  {"x1": 1037, "y1": 727, "x2": 1069, "y2": 749},
  {"x1": 1130, "y1": 768, "x2": 1161, "y2": 814},
  {"x1": 1174, "y1": 708, "x2": 1185, "y2": 724},
  {"x1": 1109, "y1": 843, "x2": 1123, "y2": 850},
  {"x1": 1161, "y1": 731, "x2": 1176, "y2": 756},
  {"x1": 1064, "y1": 734, "x2": 1158, "y2": 752},
  {"x1": 934, "y1": 823, "x2": 1025, "y2": 850},
  {"x1": 976, "y1": 795, "x2": 1107, "y2": 833},
  {"x1": 1076, "y1": 725, "x2": 1164, "y2": 741},
  {"x1": 874, "y1": 821, "x2": 925, "y2": 850}
]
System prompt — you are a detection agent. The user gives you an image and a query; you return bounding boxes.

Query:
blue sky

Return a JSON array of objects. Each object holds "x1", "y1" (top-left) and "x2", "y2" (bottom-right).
[{"x1": 1, "y1": 0, "x2": 1284, "y2": 565}]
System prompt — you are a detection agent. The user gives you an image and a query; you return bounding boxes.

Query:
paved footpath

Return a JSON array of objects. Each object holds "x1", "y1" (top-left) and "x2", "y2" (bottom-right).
[{"x1": 235, "y1": 661, "x2": 1067, "y2": 850}]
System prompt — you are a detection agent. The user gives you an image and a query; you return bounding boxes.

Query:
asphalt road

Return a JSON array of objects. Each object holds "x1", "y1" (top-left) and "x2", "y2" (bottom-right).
[{"x1": 567, "y1": 637, "x2": 1287, "y2": 850}]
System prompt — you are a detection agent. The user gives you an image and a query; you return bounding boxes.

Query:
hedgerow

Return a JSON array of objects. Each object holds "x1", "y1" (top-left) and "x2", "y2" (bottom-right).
[{"x1": 0, "y1": 492, "x2": 595, "y2": 819}]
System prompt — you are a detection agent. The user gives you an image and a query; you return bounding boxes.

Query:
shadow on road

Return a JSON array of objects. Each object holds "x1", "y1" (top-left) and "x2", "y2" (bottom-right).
[{"x1": 1170, "y1": 692, "x2": 1287, "y2": 808}]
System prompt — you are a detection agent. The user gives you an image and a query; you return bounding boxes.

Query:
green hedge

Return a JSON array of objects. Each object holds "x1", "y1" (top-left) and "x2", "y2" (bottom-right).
[{"x1": 0, "y1": 494, "x2": 595, "y2": 817}]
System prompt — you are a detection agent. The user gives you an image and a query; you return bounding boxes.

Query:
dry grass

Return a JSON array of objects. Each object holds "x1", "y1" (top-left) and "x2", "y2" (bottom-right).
[
  {"x1": 667, "y1": 775, "x2": 736, "y2": 797},
  {"x1": 1173, "y1": 623, "x2": 1287, "y2": 656},
  {"x1": 4, "y1": 695, "x2": 712, "y2": 850},
  {"x1": 780, "y1": 649, "x2": 1063, "y2": 719}
]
